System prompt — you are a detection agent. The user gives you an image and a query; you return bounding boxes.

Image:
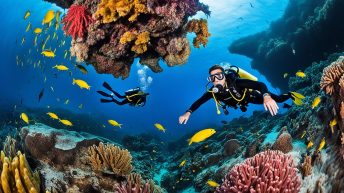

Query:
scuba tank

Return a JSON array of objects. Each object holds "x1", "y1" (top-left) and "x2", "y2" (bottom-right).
[{"x1": 125, "y1": 87, "x2": 141, "y2": 96}]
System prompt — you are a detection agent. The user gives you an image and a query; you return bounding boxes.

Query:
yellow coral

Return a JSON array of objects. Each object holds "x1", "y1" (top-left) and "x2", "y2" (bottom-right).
[
  {"x1": 186, "y1": 19, "x2": 211, "y2": 48},
  {"x1": 131, "y1": 31, "x2": 150, "y2": 54},
  {"x1": 94, "y1": 0, "x2": 148, "y2": 23},
  {"x1": 0, "y1": 151, "x2": 40, "y2": 193},
  {"x1": 87, "y1": 142, "x2": 133, "y2": 176},
  {"x1": 120, "y1": 31, "x2": 137, "y2": 44}
]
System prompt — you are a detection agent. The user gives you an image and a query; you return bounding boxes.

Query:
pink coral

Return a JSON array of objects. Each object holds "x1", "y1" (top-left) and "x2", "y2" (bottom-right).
[
  {"x1": 216, "y1": 150, "x2": 301, "y2": 193},
  {"x1": 62, "y1": 5, "x2": 93, "y2": 40}
]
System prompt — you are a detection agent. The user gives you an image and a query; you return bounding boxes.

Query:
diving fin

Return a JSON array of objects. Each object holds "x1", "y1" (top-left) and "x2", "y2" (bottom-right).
[
  {"x1": 103, "y1": 82, "x2": 116, "y2": 93},
  {"x1": 100, "y1": 98, "x2": 114, "y2": 103},
  {"x1": 97, "y1": 91, "x2": 113, "y2": 98}
]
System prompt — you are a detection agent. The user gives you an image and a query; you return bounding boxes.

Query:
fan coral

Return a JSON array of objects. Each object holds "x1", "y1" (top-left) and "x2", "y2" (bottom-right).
[
  {"x1": 0, "y1": 151, "x2": 41, "y2": 193},
  {"x1": 87, "y1": 142, "x2": 133, "y2": 176},
  {"x1": 94, "y1": 0, "x2": 148, "y2": 23},
  {"x1": 216, "y1": 150, "x2": 301, "y2": 193},
  {"x1": 301, "y1": 155, "x2": 312, "y2": 177},
  {"x1": 115, "y1": 173, "x2": 158, "y2": 193},
  {"x1": 186, "y1": 19, "x2": 211, "y2": 48},
  {"x1": 62, "y1": 5, "x2": 93, "y2": 40},
  {"x1": 320, "y1": 57, "x2": 344, "y2": 95}
]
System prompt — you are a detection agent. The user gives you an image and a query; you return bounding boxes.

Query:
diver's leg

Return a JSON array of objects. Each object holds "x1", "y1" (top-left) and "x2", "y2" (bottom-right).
[
  {"x1": 270, "y1": 93, "x2": 291, "y2": 103},
  {"x1": 116, "y1": 99, "x2": 130, "y2": 105}
]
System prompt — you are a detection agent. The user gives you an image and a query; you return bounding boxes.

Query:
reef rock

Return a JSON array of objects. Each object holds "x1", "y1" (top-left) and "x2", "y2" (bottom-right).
[
  {"x1": 272, "y1": 128, "x2": 293, "y2": 153},
  {"x1": 223, "y1": 139, "x2": 241, "y2": 157},
  {"x1": 229, "y1": 0, "x2": 344, "y2": 91}
]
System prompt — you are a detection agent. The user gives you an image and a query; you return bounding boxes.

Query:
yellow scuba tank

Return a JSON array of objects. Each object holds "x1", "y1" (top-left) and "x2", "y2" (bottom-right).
[{"x1": 228, "y1": 66, "x2": 258, "y2": 81}]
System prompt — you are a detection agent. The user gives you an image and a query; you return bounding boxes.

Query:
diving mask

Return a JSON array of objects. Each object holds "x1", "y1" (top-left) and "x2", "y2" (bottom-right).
[{"x1": 207, "y1": 73, "x2": 225, "y2": 82}]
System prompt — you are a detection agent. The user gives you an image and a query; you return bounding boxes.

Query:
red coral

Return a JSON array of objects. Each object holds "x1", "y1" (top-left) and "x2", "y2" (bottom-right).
[
  {"x1": 62, "y1": 5, "x2": 93, "y2": 40},
  {"x1": 216, "y1": 150, "x2": 301, "y2": 193}
]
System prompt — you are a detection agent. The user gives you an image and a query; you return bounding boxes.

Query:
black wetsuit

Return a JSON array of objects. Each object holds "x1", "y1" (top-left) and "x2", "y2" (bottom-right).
[
  {"x1": 187, "y1": 78, "x2": 291, "y2": 113},
  {"x1": 109, "y1": 90, "x2": 147, "y2": 106}
]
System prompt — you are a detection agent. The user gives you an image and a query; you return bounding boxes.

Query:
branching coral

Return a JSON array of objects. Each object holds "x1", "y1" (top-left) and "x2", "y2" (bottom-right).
[
  {"x1": 94, "y1": 0, "x2": 148, "y2": 23},
  {"x1": 115, "y1": 173, "x2": 158, "y2": 193},
  {"x1": 0, "y1": 151, "x2": 41, "y2": 193},
  {"x1": 87, "y1": 142, "x2": 133, "y2": 176},
  {"x1": 320, "y1": 57, "x2": 344, "y2": 95},
  {"x1": 62, "y1": 5, "x2": 94, "y2": 40},
  {"x1": 216, "y1": 150, "x2": 301, "y2": 193},
  {"x1": 301, "y1": 155, "x2": 312, "y2": 177},
  {"x1": 186, "y1": 19, "x2": 211, "y2": 48}
]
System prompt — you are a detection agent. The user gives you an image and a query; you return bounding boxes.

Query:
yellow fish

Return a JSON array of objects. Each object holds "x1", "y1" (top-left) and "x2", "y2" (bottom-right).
[
  {"x1": 34, "y1": 36, "x2": 38, "y2": 46},
  {"x1": 25, "y1": 22, "x2": 32, "y2": 32},
  {"x1": 154, "y1": 123, "x2": 166, "y2": 132},
  {"x1": 108, "y1": 120, "x2": 122, "y2": 128},
  {"x1": 42, "y1": 10, "x2": 55, "y2": 25},
  {"x1": 179, "y1": 159, "x2": 186, "y2": 167},
  {"x1": 53, "y1": 32, "x2": 57, "y2": 39},
  {"x1": 53, "y1": 65, "x2": 69, "y2": 71},
  {"x1": 207, "y1": 180, "x2": 219, "y2": 187},
  {"x1": 55, "y1": 11, "x2": 61, "y2": 22},
  {"x1": 24, "y1": 10, "x2": 30, "y2": 20},
  {"x1": 20, "y1": 113, "x2": 29, "y2": 124},
  {"x1": 55, "y1": 21, "x2": 59, "y2": 30},
  {"x1": 301, "y1": 130, "x2": 307, "y2": 139},
  {"x1": 75, "y1": 64, "x2": 88, "y2": 74},
  {"x1": 47, "y1": 112, "x2": 59, "y2": 120},
  {"x1": 33, "y1": 28, "x2": 42, "y2": 34},
  {"x1": 329, "y1": 119, "x2": 337, "y2": 134},
  {"x1": 290, "y1": 91, "x2": 305, "y2": 106},
  {"x1": 317, "y1": 138, "x2": 326, "y2": 152},
  {"x1": 41, "y1": 50, "x2": 55, "y2": 58},
  {"x1": 296, "y1": 71, "x2": 306, "y2": 78},
  {"x1": 59, "y1": 119, "x2": 73, "y2": 126},
  {"x1": 312, "y1": 96, "x2": 321, "y2": 109},
  {"x1": 64, "y1": 99, "x2": 69, "y2": 104},
  {"x1": 72, "y1": 79, "x2": 91, "y2": 90},
  {"x1": 307, "y1": 141, "x2": 313, "y2": 149},
  {"x1": 188, "y1": 128, "x2": 216, "y2": 145},
  {"x1": 283, "y1": 73, "x2": 288, "y2": 78}
]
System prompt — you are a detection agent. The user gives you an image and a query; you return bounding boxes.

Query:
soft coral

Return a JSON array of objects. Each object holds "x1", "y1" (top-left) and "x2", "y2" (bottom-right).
[{"x1": 62, "y1": 5, "x2": 93, "y2": 40}]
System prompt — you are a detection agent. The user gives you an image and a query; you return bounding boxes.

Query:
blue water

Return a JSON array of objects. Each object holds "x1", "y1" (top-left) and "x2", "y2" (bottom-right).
[{"x1": 0, "y1": 0, "x2": 289, "y2": 141}]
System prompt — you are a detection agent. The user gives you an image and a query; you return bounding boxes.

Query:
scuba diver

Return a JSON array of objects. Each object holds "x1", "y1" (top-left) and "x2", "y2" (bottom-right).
[
  {"x1": 97, "y1": 82, "x2": 149, "y2": 107},
  {"x1": 179, "y1": 65, "x2": 304, "y2": 124}
]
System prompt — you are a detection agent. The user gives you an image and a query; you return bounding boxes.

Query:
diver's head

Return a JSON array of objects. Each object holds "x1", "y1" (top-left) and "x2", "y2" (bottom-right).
[{"x1": 208, "y1": 65, "x2": 226, "y2": 87}]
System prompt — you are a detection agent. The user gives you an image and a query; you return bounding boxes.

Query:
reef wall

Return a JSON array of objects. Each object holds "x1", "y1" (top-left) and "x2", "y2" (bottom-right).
[{"x1": 229, "y1": 0, "x2": 344, "y2": 91}]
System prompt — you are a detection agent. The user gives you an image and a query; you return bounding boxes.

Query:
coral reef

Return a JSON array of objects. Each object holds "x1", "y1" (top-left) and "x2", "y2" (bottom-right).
[
  {"x1": 320, "y1": 57, "x2": 344, "y2": 95},
  {"x1": 58, "y1": 0, "x2": 210, "y2": 79},
  {"x1": 272, "y1": 128, "x2": 293, "y2": 153},
  {"x1": 0, "y1": 151, "x2": 41, "y2": 193},
  {"x1": 216, "y1": 150, "x2": 301, "y2": 193},
  {"x1": 229, "y1": 0, "x2": 344, "y2": 91},
  {"x1": 115, "y1": 173, "x2": 159, "y2": 193},
  {"x1": 301, "y1": 155, "x2": 312, "y2": 177}
]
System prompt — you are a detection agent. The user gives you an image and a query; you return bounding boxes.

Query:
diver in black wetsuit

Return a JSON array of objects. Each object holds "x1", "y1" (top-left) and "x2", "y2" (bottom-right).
[
  {"x1": 97, "y1": 82, "x2": 149, "y2": 107},
  {"x1": 179, "y1": 65, "x2": 298, "y2": 124}
]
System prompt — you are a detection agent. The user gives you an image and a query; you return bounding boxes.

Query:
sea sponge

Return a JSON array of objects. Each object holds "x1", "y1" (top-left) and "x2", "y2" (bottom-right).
[
  {"x1": 132, "y1": 31, "x2": 150, "y2": 54},
  {"x1": 320, "y1": 57, "x2": 344, "y2": 95},
  {"x1": 272, "y1": 131, "x2": 293, "y2": 153},
  {"x1": 301, "y1": 155, "x2": 312, "y2": 177},
  {"x1": 87, "y1": 142, "x2": 133, "y2": 176},
  {"x1": 186, "y1": 18, "x2": 211, "y2": 48},
  {"x1": 120, "y1": 31, "x2": 137, "y2": 44},
  {"x1": 0, "y1": 151, "x2": 41, "y2": 193}
]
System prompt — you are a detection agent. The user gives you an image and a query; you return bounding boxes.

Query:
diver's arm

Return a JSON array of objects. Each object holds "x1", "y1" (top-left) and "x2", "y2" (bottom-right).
[
  {"x1": 179, "y1": 92, "x2": 212, "y2": 124},
  {"x1": 235, "y1": 79, "x2": 269, "y2": 94}
]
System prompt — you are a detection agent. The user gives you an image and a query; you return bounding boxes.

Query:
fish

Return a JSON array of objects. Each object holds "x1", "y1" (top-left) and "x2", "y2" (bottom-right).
[
  {"x1": 64, "y1": 99, "x2": 69, "y2": 105},
  {"x1": 42, "y1": 35, "x2": 51, "y2": 50},
  {"x1": 78, "y1": 104, "x2": 83, "y2": 109},
  {"x1": 20, "y1": 113, "x2": 29, "y2": 124},
  {"x1": 290, "y1": 92, "x2": 305, "y2": 106},
  {"x1": 34, "y1": 36, "x2": 38, "y2": 46},
  {"x1": 307, "y1": 141, "x2": 313, "y2": 149},
  {"x1": 55, "y1": 11, "x2": 61, "y2": 22},
  {"x1": 75, "y1": 64, "x2": 88, "y2": 74},
  {"x1": 53, "y1": 65, "x2": 69, "y2": 71},
  {"x1": 24, "y1": 10, "x2": 30, "y2": 20},
  {"x1": 311, "y1": 96, "x2": 321, "y2": 109},
  {"x1": 47, "y1": 112, "x2": 59, "y2": 120},
  {"x1": 41, "y1": 50, "x2": 55, "y2": 58},
  {"x1": 179, "y1": 159, "x2": 186, "y2": 167},
  {"x1": 283, "y1": 73, "x2": 288, "y2": 78},
  {"x1": 25, "y1": 22, "x2": 32, "y2": 32},
  {"x1": 44, "y1": 76, "x2": 47, "y2": 83},
  {"x1": 72, "y1": 78, "x2": 91, "y2": 90},
  {"x1": 317, "y1": 138, "x2": 326, "y2": 152},
  {"x1": 188, "y1": 128, "x2": 216, "y2": 145},
  {"x1": 282, "y1": 103, "x2": 292, "y2": 109},
  {"x1": 154, "y1": 123, "x2": 166, "y2": 132},
  {"x1": 329, "y1": 119, "x2": 337, "y2": 134},
  {"x1": 301, "y1": 130, "x2": 307, "y2": 139},
  {"x1": 55, "y1": 21, "x2": 59, "y2": 30},
  {"x1": 33, "y1": 28, "x2": 42, "y2": 34},
  {"x1": 42, "y1": 10, "x2": 55, "y2": 25},
  {"x1": 21, "y1": 37, "x2": 25, "y2": 45},
  {"x1": 108, "y1": 120, "x2": 122, "y2": 128},
  {"x1": 296, "y1": 71, "x2": 306, "y2": 78},
  {"x1": 207, "y1": 180, "x2": 219, "y2": 187},
  {"x1": 50, "y1": 86, "x2": 54, "y2": 92},
  {"x1": 38, "y1": 88, "x2": 44, "y2": 102},
  {"x1": 292, "y1": 49, "x2": 296, "y2": 55},
  {"x1": 64, "y1": 50, "x2": 68, "y2": 59},
  {"x1": 59, "y1": 119, "x2": 73, "y2": 126},
  {"x1": 53, "y1": 32, "x2": 57, "y2": 39}
]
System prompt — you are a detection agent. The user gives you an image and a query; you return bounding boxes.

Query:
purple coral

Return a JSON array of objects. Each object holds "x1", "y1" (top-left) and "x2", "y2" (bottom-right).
[{"x1": 216, "y1": 150, "x2": 301, "y2": 193}]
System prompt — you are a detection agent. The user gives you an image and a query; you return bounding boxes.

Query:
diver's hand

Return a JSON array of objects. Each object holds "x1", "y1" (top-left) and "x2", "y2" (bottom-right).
[
  {"x1": 179, "y1": 112, "x2": 191, "y2": 124},
  {"x1": 263, "y1": 95, "x2": 279, "y2": 116}
]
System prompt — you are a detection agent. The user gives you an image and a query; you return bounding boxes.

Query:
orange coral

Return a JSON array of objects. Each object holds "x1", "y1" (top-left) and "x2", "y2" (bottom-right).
[
  {"x1": 341, "y1": 102, "x2": 344, "y2": 119},
  {"x1": 94, "y1": 0, "x2": 148, "y2": 23},
  {"x1": 131, "y1": 31, "x2": 150, "y2": 54},
  {"x1": 119, "y1": 31, "x2": 137, "y2": 44},
  {"x1": 186, "y1": 18, "x2": 210, "y2": 48},
  {"x1": 320, "y1": 57, "x2": 344, "y2": 95}
]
